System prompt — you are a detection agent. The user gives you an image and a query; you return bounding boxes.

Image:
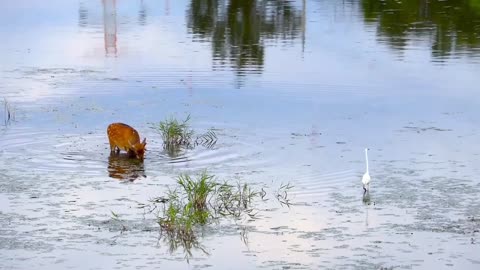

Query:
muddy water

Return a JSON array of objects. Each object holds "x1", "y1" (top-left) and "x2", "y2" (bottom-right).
[{"x1": 1, "y1": 0, "x2": 480, "y2": 269}]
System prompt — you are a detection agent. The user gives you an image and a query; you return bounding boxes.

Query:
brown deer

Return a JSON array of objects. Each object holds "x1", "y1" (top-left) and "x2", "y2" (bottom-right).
[{"x1": 107, "y1": 123, "x2": 147, "y2": 160}]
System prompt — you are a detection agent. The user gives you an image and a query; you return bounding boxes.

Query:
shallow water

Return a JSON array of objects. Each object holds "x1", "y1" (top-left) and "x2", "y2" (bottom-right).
[{"x1": 1, "y1": 0, "x2": 480, "y2": 269}]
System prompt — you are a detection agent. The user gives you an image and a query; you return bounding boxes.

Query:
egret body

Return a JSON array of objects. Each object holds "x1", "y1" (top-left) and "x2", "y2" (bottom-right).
[{"x1": 362, "y1": 148, "x2": 371, "y2": 193}]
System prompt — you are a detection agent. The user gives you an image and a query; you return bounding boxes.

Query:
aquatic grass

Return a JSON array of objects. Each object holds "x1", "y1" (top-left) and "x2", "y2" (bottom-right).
[
  {"x1": 156, "y1": 195, "x2": 208, "y2": 263},
  {"x1": 110, "y1": 210, "x2": 127, "y2": 232},
  {"x1": 158, "y1": 218, "x2": 209, "y2": 263},
  {"x1": 239, "y1": 225, "x2": 250, "y2": 246},
  {"x1": 158, "y1": 172, "x2": 218, "y2": 232},
  {"x1": 155, "y1": 115, "x2": 194, "y2": 147},
  {"x1": 213, "y1": 181, "x2": 259, "y2": 219},
  {"x1": 165, "y1": 143, "x2": 184, "y2": 158},
  {"x1": 153, "y1": 173, "x2": 260, "y2": 238},
  {"x1": 146, "y1": 172, "x2": 293, "y2": 257},
  {"x1": 275, "y1": 182, "x2": 294, "y2": 207},
  {"x1": 152, "y1": 115, "x2": 217, "y2": 151},
  {"x1": 177, "y1": 171, "x2": 217, "y2": 212}
]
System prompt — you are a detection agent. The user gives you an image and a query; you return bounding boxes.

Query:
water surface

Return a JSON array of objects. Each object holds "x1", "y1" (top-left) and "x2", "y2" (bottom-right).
[{"x1": 1, "y1": 0, "x2": 480, "y2": 269}]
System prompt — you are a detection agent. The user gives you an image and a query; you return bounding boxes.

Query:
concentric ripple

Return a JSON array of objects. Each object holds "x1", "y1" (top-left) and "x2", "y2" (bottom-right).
[{"x1": 0, "y1": 125, "x2": 279, "y2": 180}]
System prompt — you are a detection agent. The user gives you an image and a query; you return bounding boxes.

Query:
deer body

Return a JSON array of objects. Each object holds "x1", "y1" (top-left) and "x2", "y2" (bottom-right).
[{"x1": 107, "y1": 123, "x2": 147, "y2": 160}]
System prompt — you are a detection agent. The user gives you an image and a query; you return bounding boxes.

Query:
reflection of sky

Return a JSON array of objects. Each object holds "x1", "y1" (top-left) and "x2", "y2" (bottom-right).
[
  {"x1": 1, "y1": 0, "x2": 478, "y2": 97},
  {"x1": 0, "y1": 0, "x2": 479, "y2": 149},
  {"x1": 1, "y1": 0, "x2": 479, "y2": 162},
  {"x1": 1, "y1": 1, "x2": 480, "y2": 269}
]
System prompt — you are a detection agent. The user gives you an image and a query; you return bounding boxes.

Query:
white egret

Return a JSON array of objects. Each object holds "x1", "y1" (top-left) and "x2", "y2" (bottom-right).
[{"x1": 362, "y1": 148, "x2": 371, "y2": 193}]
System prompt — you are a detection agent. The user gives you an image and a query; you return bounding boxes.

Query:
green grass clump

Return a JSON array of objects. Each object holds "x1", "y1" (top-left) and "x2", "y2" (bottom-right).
[
  {"x1": 146, "y1": 172, "x2": 293, "y2": 257},
  {"x1": 158, "y1": 196, "x2": 205, "y2": 261},
  {"x1": 156, "y1": 115, "x2": 194, "y2": 147},
  {"x1": 155, "y1": 172, "x2": 259, "y2": 236},
  {"x1": 153, "y1": 115, "x2": 217, "y2": 151},
  {"x1": 178, "y1": 172, "x2": 217, "y2": 212},
  {"x1": 158, "y1": 172, "x2": 217, "y2": 234}
]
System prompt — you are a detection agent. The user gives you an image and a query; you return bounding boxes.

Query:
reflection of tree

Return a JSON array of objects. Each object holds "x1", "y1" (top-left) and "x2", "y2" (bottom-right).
[
  {"x1": 187, "y1": 0, "x2": 304, "y2": 76},
  {"x1": 78, "y1": 2, "x2": 88, "y2": 27},
  {"x1": 138, "y1": 0, "x2": 147, "y2": 26},
  {"x1": 361, "y1": 0, "x2": 480, "y2": 60}
]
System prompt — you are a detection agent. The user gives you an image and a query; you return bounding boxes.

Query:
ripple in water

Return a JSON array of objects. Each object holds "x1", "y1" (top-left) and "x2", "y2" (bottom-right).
[
  {"x1": 0, "y1": 126, "x2": 277, "y2": 180},
  {"x1": 289, "y1": 169, "x2": 358, "y2": 198}
]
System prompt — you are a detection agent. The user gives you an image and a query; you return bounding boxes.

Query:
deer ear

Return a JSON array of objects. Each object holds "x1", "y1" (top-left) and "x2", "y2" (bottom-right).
[{"x1": 142, "y1": 138, "x2": 147, "y2": 146}]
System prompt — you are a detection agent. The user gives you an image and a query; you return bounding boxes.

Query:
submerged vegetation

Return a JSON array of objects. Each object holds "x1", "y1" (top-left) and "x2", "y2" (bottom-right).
[
  {"x1": 158, "y1": 172, "x2": 218, "y2": 235},
  {"x1": 110, "y1": 210, "x2": 127, "y2": 232},
  {"x1": 135, "y1": 171, "x2": 292, "y2": 259},
  {"x1": 152, "y1": 115, "x2": 217, "y2": 153},
  {"x1": 275, "y1": 182, "x2": 294, "y2": 207},
  {"x1": 2, "y1": 98, "x2": 15, "y2": 125},
  {"x1": 155, "y1": 172, "x2": 259, "y2": 235}
]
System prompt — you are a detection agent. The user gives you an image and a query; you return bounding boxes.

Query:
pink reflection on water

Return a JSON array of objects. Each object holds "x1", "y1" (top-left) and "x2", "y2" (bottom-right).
[{"x1": 102, "y1": 0, "x2": 117, "y2": 56}]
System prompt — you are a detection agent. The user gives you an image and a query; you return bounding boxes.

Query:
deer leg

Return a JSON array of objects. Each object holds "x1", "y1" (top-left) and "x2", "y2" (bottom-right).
[{"x1": 109, "y1": 140, "x2": 116, "y2": 153}]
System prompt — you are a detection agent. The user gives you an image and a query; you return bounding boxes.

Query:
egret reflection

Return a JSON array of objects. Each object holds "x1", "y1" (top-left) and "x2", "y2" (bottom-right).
[{"x1": 362, "y1": 191, "x2": 371, "y2": 205}]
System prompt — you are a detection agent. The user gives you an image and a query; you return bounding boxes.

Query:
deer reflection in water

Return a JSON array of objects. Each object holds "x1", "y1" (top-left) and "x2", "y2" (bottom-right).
[{"x1": 108, "y1": 153, "x2": 146, "y2": 181}]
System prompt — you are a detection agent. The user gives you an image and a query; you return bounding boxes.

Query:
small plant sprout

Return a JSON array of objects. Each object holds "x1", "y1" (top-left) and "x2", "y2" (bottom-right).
[
  {"x1": 214, "y1": 181, "x2": 258, "y2": 219},
  {"x1": 275, "y1": 182, "x2": 294, "y2": 207},
  {"x1": 110, "y1": 210, "x2": 127, "y2": 232}
]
